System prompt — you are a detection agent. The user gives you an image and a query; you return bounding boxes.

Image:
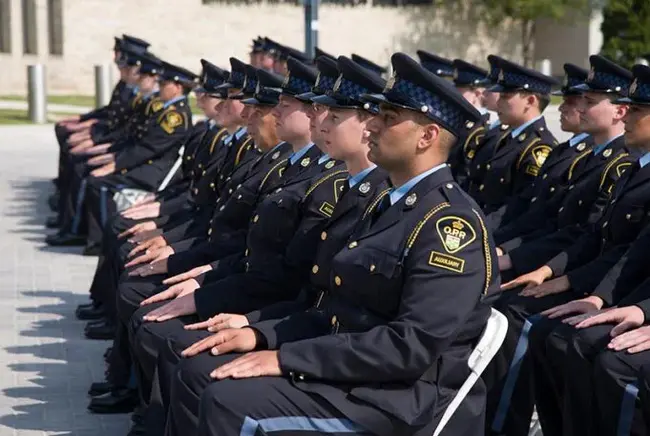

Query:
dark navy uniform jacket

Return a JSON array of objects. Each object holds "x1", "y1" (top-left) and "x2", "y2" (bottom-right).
[
  {"x1": 463, "y1": 121, "x2": 511, "y2": 192},
  {"x1": 545, "y1": 161, "x2": 650, "y2": 295},
  {"x1": 251, "y1": 166, "x2": 497, "y2": 435},
  {"x1": 192, "y1": 152, "x2": 352, "y2": 319},
  {"x1": 112, "y1": 98, "x2": 193, "y2": 191},
  {"x1": 244, "y1": 167, "x2": 390, "y2": 324},
  {"x1": 489, "y1": 134, "x2": 595, "y2": 237},
  {"x1": 449, "y1": 112, "x2": 490, "y2": 187},
  {"x1": 470, "y1": 117, "x2": 558, "y2": 214}
]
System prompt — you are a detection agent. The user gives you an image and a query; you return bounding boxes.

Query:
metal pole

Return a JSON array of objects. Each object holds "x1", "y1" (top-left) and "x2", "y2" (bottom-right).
[
  {"x1": 27, "y1": 64, "x2": 47, "y2": 124},
  {"x1": 304, "y1": 0, "x2": 318, "y2": 58},
  {"x1": 94, "y1": 64, "x2": 112, "y2": 108},
  {"x1": 537, "y1": 59, "x2": 552, "y2": 76}
]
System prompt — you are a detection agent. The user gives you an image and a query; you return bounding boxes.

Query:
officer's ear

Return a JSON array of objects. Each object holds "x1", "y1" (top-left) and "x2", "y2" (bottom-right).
[
  {"x1": 613, "y1": 103, "x2": 629, "y2": 123},
  {"x1": 417, "y1": 120, "x2": 440, "y2": 151}
]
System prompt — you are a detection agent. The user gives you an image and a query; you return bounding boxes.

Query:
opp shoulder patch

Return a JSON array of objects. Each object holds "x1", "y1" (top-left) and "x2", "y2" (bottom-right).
[
  {"x1": 531, "y1": 145, "x2": 552, "y2": 167},
  {"x1": 436, "y1": 216, "x2": 477, "y2": 254},
  {"x1": 161, "y1": 111, "x2": 184, "y2": 134},
  {"x1": 151, "y1": 100, "x2": 164, "y2": 113},
  {"x1": 616, "y1": 162, "x2": 632, "y2": 177}
]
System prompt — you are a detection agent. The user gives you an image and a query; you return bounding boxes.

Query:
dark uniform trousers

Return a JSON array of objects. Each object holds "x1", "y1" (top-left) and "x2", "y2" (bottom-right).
[
  {"x1": 105, "y1": 140, "x2": 268, "y2": 387},
  {"x1": 84, "y1": 99, "x2": 193, "y2": 247},
  {"x1": 462, "y1": 122, "x2": 510, "y2": 193},
  {"x1": 487, "y1": 134, "x2": 594, "y2": 235},
  {"x1": 469, "y1": 117, "x2": 558, "y2": 216},
  {"x1": 127, "y1": 155, "x2": 347, "y2": 404},
  {"x1": 485, "y1": 160, "x2": 650, "y2": 435},
  {"x1": 165, "y1": 167, "x2": 496, "y2": 436},
  {"x1": 131, "y1": 168, "x2": 390, "y2": 426}
]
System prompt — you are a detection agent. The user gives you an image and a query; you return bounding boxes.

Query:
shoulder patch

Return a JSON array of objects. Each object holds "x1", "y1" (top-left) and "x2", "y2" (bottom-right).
[
  {"x1": 436, "y1": 216, "x2": 476, "y2": 254},
  {"x1": 151, "y1": 100, "x2": 164, "y2": 113},
  {"x1": 160, "y1": 111, "x2": 183, "y2": 134},
  {"x1": 334, "y1": 178, "x2": 347, "y2": 203}
]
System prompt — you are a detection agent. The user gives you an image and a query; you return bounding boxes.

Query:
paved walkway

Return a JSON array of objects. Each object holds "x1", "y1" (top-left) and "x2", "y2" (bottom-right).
[
  {"x1": 0, "y1": 125, "x2": 129, "y2": 436},
  {"x1": 0, "y1": 101, "x2": 92, "y2": 115}
]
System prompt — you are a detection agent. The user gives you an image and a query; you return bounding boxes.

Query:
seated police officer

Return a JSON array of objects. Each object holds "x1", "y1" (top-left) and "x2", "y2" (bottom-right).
[
  {"x1": 161, "y1": 52, "x2": 497, "y2": 436},
  {"x1": 469, "y1": 57, "x2": 559, "y2": 217},
  {"x1": 486, "y1": 63, "x2": 593, "y2": 236}
]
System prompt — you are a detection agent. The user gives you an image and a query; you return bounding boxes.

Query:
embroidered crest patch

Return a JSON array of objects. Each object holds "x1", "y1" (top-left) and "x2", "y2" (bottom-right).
[{"x1": 436, "y1": 216, "x2": 476, "y2": 254}]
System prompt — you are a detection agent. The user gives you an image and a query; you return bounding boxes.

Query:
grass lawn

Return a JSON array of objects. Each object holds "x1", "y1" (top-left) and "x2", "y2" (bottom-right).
[
  {"x1": 1, "y1": 94, "x2": 202, "y2": 113},
  {"x1": 0, "y1": 109, "x2": 73, "y2": 125}
]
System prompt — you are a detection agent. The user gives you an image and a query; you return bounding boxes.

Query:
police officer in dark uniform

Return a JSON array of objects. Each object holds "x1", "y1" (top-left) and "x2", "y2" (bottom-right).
[
  {"x1": 521, "y1": 64, "x2": 650, "y2": 436},
  {"x1": 81, "y1": 61, "x2": 195, "y2": 254},
  {"x1": 486, "y1": 63, "x2": 593, "y2": 235},
  {"x1": 161, "y1": 52, "x2": 496, "y2": 436},
  {"x1": 469, "y1": 57, "x2": 559, "y2": 216},
  {"x1": 484, "y1": 58, "x2": 642, "y2": 436},
  {"x1": 463, "y1": 55, "x2": 511, "y2": 192},
  {"x1": 449, "y1": 59, "x2": 491, "y2": 186},
  {"x1": 497, "y1": 55, "x2": 636, "y2": 277}
]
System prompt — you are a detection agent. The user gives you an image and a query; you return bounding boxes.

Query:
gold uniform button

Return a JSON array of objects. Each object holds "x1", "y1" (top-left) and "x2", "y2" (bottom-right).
[
  {"x1": 253, "y1": 215, "x2": 259, "y2": 223},
  {"x1": 531, "y1": 197, "x2": 537, "y2": 203},
  {"x1": 321, "y1": 231, "x2": 327, "y2": 241},
  {"x1": 312, "y1": 265, "x2": 319, "y2": 274},
  {"x1": 542, "y1": 174, "x2": 548, "y2": 179},
  {"x1": 569, "y1": 185, "x2": 575, "y2": 190},
  {"x1": 147, "y1": 160, "x2": 153, "y2": 164},
  {"x1": 626, "y1": 214, "x2": 631, "y2": 220},
  {"x1": 298, "y1": 374, "x2": 305, "y2": 381},
  {"x1": 348, "y1": 241, "x2": 358, "y2": 249},
  {"x1": 486, "y1": 164, "x2": 491, "y2": 170},
  {"x1": 603, "y1": 221, "x2": 608, "y2": 228},
  {"x1": 331, "y1": 315, "x2": 337, "y2": 325},
  {"x1": 334, "y1": 276, "x2": 342, "y2": 286},
  {"x1": 229, "y1": 188, "x2": 233, "y2": 194},
  {"x1": 578, "y1": 200, "x2": 583, "y2": 206},
  {"x1": 549, "y1": 187, "x2": 555, "y2": 192},
  {"x1": 193, "y1": 188, "x2": 198, "y2": 195},
  {"x1": 210, "y1": 183, "x2": 215, "y2": 188},
  {"x1": 370, "y1": 264, "x2": 376, "y2": 272},
  {"x1": 559, "y1": 207, "x2": 564, "y2": 213},
  {"x1": 245, "y1": 262, "x2": 250, "y2": 271},
  {"x1": 202, "y1": 170, "x2": 207, "y2": 176},
  {"x1": 500, "y1": 178, "x2": 505, "y2": 183},
  {"x1": 245, "y1": 249, "x2": 249, "y2": 256},
  {"x1": 479, "y1": 184, "x2": 485, "y2": 191},
  {"x1": 207, "y1": 228, "x2": 212, "y2": 235}
]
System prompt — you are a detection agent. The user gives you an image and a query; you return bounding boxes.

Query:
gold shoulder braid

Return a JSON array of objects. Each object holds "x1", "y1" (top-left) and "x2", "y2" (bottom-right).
[
  {"x1": 599, "y1": 153, "x2": 630, "y2": 191},
  {"x1": 235, "y1": 137, "x2": 253, "y2": 167},
  {"x1": 209, "y1": 128, "x2": 229, "y2": 155},
  {"x1": 259, "y1": 158, "x2": 289, "y2": 190},
  {"x1": 361, "y1": 188, "x2": 391, "y2": 220},
  {"x1": 567, "y1": 149, "x2": 592, "y2": 181}
]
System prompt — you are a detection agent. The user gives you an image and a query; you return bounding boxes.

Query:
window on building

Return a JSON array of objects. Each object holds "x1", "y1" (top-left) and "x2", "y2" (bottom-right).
[
  {"x1": 48, "y1": 0, "x2": 63, "y2": 55},
  {"x1": 0, "y1": 0, "x2": 11, "y2": 53},
  {"x1": 22, "y1": 0, "x2": 37, "y2": 54}
]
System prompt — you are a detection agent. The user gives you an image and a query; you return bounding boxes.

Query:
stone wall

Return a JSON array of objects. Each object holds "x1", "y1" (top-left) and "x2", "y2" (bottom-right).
[{"x1": 1, "y1": 0, "x2": 527, "y2": 95}]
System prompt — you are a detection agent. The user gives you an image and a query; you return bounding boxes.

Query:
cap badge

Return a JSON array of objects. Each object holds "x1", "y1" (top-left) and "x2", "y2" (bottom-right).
[
  {"x1": 518, "y1": 133, "x2": 527, "y2": 142},
  {"x1": 405, "y1": 193, "x2": 417, "y2": 207},
  {"x1": 453, "y1": 69, "x2": 459, "y2": 80},
  {"x1": 325, "y1": 160, "x2": 335, "y2": 169},
  {"x1": 282, "y1": 74, "x2": 291, "y2": 88},
  {"x1": 563, "y1": 74, "x2": 569, "y2": 87},
  {"x1": 301, "y1": 157, "x2": 311, "y2": 167},
  {"x1": 271, "y1": 151, "x2": 280, "y2": 161},
  {"x1": 587, "y1": 66, "x2": 595, "y2": 82},
  {"x1": 630, "y1": 78, "x2": 638, "y2": 96},
  {"x1": 576, "y1": 143, "x2": 586, "y2": 152},
  {"x1": 333, "y1": 74, "x2": 343, "y2": 93},
  {"x1": 498, "y1": 69, "x2": 505, "y2": 83},
  {"x1": 314, "y1": 73, "x2": 321, "y2": 88},
  {"x1": 359, "y1": 182, "x2": 371, "y2": 194},
  {"x1": 255, "y1": 81, "x2": 262, "y2": 95},
  {"x1": 241, "y1": 75, "x2": 248, "y2": 91},
  {"x1": 384, "y1": 72, "x2": 396, "y2": 92}
]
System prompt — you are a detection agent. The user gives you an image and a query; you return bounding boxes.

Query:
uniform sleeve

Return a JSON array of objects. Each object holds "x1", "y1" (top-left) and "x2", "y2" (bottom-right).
[
  {"x1": 588, "y1": 154, "x2": 635, "y2": 223},
  {"x1": 514, "y1": 142, "x2": 553, "y2": 193},
  {"x1": 545, "y1": 231, "x2": 602, "y2": 276},
  {"x1": 114, "y1": 109, "x2": 189, "y2": 171},
  {"x1": 619, "y1": 284, "x2": 650, "y2": 323},
  {"x1": 593, "y1": 226, "x2": 650, "y2": 306},
  {"x1": 566, "y1": 244, "x2": 631, "y2": 296},
  {"x1": 278, "y1": 206, "x2": 491, "y2": 382},
  {"x1": 79, "y1": 106, "x2": 109, "y2": 121}
]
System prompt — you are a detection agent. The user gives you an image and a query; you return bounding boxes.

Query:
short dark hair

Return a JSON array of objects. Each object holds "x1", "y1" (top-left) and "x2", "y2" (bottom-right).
[{"x1": 535, "y1": 93, "x2": 551, "y2": 112}]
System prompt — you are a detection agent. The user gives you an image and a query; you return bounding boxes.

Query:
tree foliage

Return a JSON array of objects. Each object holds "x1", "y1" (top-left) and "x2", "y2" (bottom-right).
[{"x1": 601, "y1": 0, "x2": 650, "y2": 68}]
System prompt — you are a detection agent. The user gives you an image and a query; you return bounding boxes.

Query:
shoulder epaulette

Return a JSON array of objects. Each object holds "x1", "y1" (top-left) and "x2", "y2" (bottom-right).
[
  {"x1": 260, "y1": 158, "x2": 289, "y2": 190},
  {"x1": 305, "y1": 169, "x2": 348, "y2": 198},
  {"x1": 209, "y1": 128, "x2": 229, "y2": 154}
]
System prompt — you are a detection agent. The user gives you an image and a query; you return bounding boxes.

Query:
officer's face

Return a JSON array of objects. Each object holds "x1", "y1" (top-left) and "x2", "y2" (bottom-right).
[
  {"x1": 484, "y1": 90, "x2": 500, "y2": 111},
  {"x1": 367, "y1": 106, "x2": 425, "y2": 170},
  {"x1": 202, "y1": 95, "x2": 221, "y2": 120},
  {"x1": 241, "y1": 105, "x2": 255, "y2": 127},
  {"x1": 215, "y1": 90, "x2": 246, "y2": 128},
  {"x1": 159, "y1": 80, "x2": 183, "y2": 101},
  {"x1": 622, "y1": 105, "x2": 650, "y2": 148},
  {"x1": 138, "y1": 74, "x2": 158, "y2": 94},
  {"x1": 272, "y1": 96, "x2": 311, "y2": 142},
  {"x1": 577, "y1": 92, "x2": 626, "y2": 134},
  {"x1": 260, "y1": 54, "x2": 275, "y2": 71},
  {"x1": 558, "y1": 95, "x2": 583, "y2": 133},
  {"x1": 307, "y1": 103, "x2": 330, "y2": 151},
  {"x1": 274, "y1": 61, "x2": 288, "y2": 75},
  {"x1": 124, "y1": 66, "x2": 141, "y2": 85},
  {"x1": 458, "y1": 86, "x2": 484, "y2": 108},
  {"x1": 321, "y1": 108, "x2": 372, "y2": 161},
  {"x1": 249, "y1": 106, "x2": 279, "y2": 151},
  {"x1": 496, "y1": 92, "x2": 535, "y2": 125}
]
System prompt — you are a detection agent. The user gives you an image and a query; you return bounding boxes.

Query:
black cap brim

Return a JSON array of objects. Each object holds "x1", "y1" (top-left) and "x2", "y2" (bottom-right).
[
  {"x1": 612, "y1": 97, "x2": 650, "y2": 106},
  {"x1": 311, "y1": 94, "x2": 359, "y2": 109},
  {"x1": 361, "y1": 93, "x2": 419, "y2": 113},
  {"x1": 295, "y1": 91, "x2": 318, "y2": 102}
]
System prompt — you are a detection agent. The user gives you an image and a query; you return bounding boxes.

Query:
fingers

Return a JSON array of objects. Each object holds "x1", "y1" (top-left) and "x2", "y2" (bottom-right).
[
  {"x1": 542, "y1": 304, "x2": 568, "y2": 318},
  {"x1": 163, "y1": 273, "x2": 188, "y2": 285},
  {"x1": 118, "y1": 227, "x2": 136, "y2": 239},
  {"x1": 575, "y1": 311, "x2": 619, "y2": 329},
  {"x1": 211, "y1": 353, "x2": 258, "y2": 379},
  {"x1": 610, "y1": 320, "x2": 637, "y2": 338},
  {"x1": 127, "y1": 243, "x2": 149, "y2": 258},
  {"x1": 184, "y1": 320, "x2": 214, "y2": 331},
  {"x1": 181, "y1": 334, "x2": 222, "y2": 357},
  {"x1": 627, "y1": 340, "x2": 650, "y2": 354},
  {"x1": 563, "y1": 314, "x2": 593, "y2": 326},
  {"x1": 140, "y1": 289, "x2": 176, "y2": 306},
  {"x1": 500, "y1": 278, "x2": 524, "y2": 291},
  {"x1": 125, "y1": 252, "x2": 155, "y2": 269}
]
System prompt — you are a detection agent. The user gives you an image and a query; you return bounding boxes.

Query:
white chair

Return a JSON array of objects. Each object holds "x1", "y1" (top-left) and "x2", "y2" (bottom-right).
[{"x1": 433, "y1": 308, "x2": 509, "y2": 436}]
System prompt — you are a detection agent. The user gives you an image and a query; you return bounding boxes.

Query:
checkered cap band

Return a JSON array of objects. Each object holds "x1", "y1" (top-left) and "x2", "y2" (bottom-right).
[
  {"x1": 284, "y1": 76, "x2": 313, "y2": 95},
  {"x1": 499, "y1": 71, "x2": 551, "y2": 94},
  {"x1": 313, "y1": 75, "x2": 336, "y2": 94},
  {"x1": 587, "y1": 70, "x2": 630, "y2": 93}
]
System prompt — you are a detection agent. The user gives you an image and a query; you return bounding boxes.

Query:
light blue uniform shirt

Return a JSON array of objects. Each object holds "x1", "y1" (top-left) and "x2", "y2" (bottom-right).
[
  {"x1": 389, "y1": 163, "x2": 448, "y2": 205},
  {"x1": 593, "y1": 134, "x2": 622, "y2": 156},
  {"x1": 163, "y1": 95, "x2": 186, "y2": 109},
  {"x1": 568, "y1": 132, "x2": 590, "y2": 147},
  {"x1": 510, "y1": 115, "x2": 543, "y2": 139},
  {"x1": 349, "y1": 165, "x2": 377, "y2": 188},
  {"x1": 639, "y1": 152, "x2": 650, "y2": 168},
  {"x1": 318, "y1": 154, "x2": 330, "y2": 165},
  {"x1": 289, "y1": 142, "x2": 315, "y2": 165}
]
